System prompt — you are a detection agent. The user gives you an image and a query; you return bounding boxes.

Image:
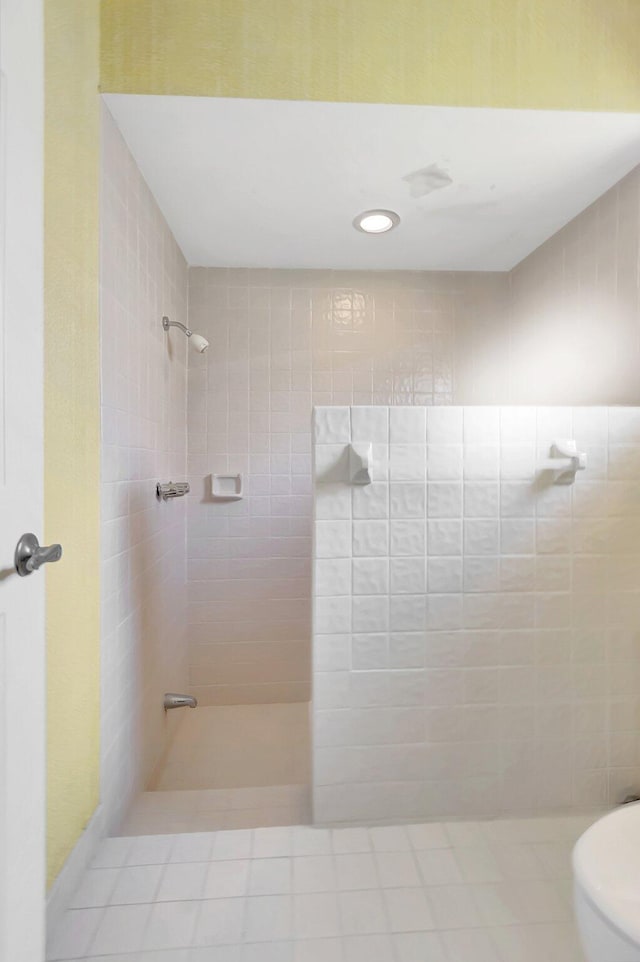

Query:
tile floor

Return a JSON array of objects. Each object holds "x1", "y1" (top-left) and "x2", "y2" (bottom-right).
[{"x1": 48, "y1": 813, "x2": 595, "y2": 961}]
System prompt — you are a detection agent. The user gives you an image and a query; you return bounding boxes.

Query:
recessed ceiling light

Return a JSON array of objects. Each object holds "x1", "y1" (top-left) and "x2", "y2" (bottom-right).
[{"x1": 353, "y1": 209, "x2": 400, "y2": 234}]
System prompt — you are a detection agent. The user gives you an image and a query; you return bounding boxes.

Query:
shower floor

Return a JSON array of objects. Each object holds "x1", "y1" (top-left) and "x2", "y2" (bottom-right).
[{"x1": 121, "y1": 703, "x2": 311, "y2": 836}]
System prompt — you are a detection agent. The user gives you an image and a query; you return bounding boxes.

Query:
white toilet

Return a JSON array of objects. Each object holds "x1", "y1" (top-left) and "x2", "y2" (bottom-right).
[{"x1": 574, "y1": 803, "x2": 640, "y2": 961}]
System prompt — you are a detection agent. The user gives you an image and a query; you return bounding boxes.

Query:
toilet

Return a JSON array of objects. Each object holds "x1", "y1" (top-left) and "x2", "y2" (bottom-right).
[{"x1": 574, "y1": 803, "x2": 640, "y2": 961}]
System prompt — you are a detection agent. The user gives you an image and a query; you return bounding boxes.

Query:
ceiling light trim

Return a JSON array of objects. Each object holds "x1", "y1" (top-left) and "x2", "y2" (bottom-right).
[{"x1": 353, "y1": 209, "x2": 401, "y2": 234}]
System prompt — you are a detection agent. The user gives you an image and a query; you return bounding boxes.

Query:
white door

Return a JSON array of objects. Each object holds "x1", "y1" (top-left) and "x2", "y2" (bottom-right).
[{"x1": 0, "y1": 0, "x2": 47, "y2": 960}]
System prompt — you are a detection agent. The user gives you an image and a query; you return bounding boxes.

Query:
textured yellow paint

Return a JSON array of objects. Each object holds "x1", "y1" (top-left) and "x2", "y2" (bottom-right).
[
  {"x1": 100, "y1": 0, "x2": 640, "y2": 110},
  {"x1": 45, "y1": 0, "x2": 101, "y2": 886}
]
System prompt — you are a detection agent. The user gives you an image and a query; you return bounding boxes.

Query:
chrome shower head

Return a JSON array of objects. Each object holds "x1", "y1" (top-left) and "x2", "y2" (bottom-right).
[{"x1": 162, "y1": 316, "x2": 209, "y2": 353}]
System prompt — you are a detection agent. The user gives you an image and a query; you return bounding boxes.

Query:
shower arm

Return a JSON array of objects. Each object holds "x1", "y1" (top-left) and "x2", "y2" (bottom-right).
[{"x1": 162, "y1": 316, "x2": 193, "y2": 337}]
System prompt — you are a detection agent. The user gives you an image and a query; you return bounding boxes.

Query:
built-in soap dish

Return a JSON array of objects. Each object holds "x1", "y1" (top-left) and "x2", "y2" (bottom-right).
[{"x1": 211, "y1": 473, "x2": 243, "y2": 501}]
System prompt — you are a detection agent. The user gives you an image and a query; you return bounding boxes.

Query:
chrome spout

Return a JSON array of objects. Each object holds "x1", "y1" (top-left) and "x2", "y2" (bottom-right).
[{"x1": 164, "y1": 692, "x2": 198, "y2": 710}]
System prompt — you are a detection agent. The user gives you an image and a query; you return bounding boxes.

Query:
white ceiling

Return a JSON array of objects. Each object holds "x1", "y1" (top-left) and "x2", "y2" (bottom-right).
[{"x1": 104, "y1": 94, "x2": 640, "y2": 271}]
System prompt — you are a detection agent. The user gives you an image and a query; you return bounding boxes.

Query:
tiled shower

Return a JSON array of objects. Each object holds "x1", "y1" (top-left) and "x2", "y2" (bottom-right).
[{"x1": 98, "y1": 98, "x2": 640, "y2": 839}]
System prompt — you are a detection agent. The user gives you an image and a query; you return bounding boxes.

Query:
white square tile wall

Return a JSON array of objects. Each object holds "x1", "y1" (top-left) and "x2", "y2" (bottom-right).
[
  {"x1": 313, "y1": 405, "x2": 640, "y2": 823},
  {"x1": 100, "y1": 104, "x2": 189, "y2": 831}
]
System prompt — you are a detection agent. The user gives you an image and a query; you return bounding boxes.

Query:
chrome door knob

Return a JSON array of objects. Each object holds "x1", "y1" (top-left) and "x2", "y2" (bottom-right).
[{"x1": 15, "y1": 533, "x2": 63, "y2": 577}]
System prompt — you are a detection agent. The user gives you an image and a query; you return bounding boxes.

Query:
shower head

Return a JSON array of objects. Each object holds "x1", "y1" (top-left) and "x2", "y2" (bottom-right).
[
  {"x1": 190, "y1": 333, "x2": 209, "y2": 353},
  {"x1": 162, "y1": 316, "x2": 209, "y2": 353}
]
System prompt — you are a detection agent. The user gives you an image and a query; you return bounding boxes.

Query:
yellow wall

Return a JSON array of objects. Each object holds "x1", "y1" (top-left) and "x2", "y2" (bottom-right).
[
  {"x1": 45, "y1": 0, "x2": 101, "y2": 885},
  {"x1": 100, "y1": 0, "x2": 640, "y2": 110}
]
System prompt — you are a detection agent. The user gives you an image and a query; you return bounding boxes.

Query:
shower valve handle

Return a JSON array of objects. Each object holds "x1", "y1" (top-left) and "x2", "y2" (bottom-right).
[{"x1": 15, "y1": 532, "x2": 63, "y2": 576}]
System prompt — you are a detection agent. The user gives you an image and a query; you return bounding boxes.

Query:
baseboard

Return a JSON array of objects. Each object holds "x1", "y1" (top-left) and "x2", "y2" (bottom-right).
[{"x1": 46, "y1": 803, "x2": 107, "y2": 937}]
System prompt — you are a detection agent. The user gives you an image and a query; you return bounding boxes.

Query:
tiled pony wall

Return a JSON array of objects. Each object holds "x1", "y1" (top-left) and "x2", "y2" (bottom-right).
[
  {"x1": 312, "y1": 404, "x2": 640, "y2": 823},
  {"x1": 100, "y1": 105, "x2": 189, "y2": 831}
]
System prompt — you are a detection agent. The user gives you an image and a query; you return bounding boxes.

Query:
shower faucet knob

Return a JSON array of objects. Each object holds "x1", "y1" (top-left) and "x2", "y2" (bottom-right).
[
  {"x1": 157, "y1": 481, "x2": 190, "y2": 501},
  {"x1": 14, "y1": 532, "x2": 63, "y2": 576}
]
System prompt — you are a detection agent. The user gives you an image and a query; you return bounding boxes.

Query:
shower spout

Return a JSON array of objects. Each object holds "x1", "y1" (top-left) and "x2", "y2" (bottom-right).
[{"x1": 164, "y1": 692, "x2": 198, "y2": 710}]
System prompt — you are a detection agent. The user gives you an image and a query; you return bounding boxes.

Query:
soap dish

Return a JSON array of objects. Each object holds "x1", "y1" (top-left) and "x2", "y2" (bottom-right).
[{"x1": 211, "y1": 473, "x2": 243, "y2": 501}]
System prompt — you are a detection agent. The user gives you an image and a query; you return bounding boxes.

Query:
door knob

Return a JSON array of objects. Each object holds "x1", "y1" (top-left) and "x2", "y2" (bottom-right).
[{"x1": 15, "y1": 533, "x2": 63, "y2": 577}]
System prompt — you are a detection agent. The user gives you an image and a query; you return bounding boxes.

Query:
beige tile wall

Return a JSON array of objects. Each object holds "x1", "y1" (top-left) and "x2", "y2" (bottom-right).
[
  {"x1": 100, "y1": 105, "x2": 189, "y2": 830},
  {"x1": 313, "y1": 404, "x2": 640, "y2": 821},
  {"x1": 457, "y1": 165, "x2": 640, "y2": 404},
  {"x1": 186, "y1": 270, "x2": 506, "y2": 704}
]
